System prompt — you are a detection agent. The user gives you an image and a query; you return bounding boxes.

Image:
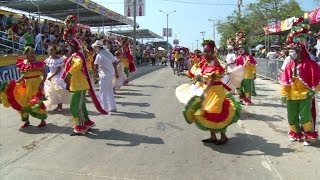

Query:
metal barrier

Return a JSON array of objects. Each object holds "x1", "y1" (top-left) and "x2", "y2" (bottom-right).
[
  {"x1": 256, "y1": 58, "x2": 284, "y2": 82},
  {"x1": 0, "y1": 30, "x2": 24, "y2": 54}
]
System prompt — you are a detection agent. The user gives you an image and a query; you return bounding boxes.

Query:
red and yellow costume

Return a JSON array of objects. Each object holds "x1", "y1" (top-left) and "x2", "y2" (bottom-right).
[
  {"x1": 279, "y1": 18, "x2": 320, "y2": 144},
  {"x1": 279, "y1": 45, "x2": 320, "y2": 141},
  {"x1": 186, "y1": 53, "x2": 202, "y2": 79},
  {"x1": 0, "y1": 58, "x2": 47, "y2": 122},
  {"x1": 183, "y1": 61, "x2": 241, "y2": 132},
  {"x1": 235, "y1": 53, "x2": 257, "y2": 103},
  {"x1": 62, "y1": 15, "x2": 107, "y2": 134}
]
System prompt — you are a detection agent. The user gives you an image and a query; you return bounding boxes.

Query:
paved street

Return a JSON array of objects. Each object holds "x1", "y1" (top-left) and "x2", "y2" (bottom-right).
[{"x1": 0, "y1": 66, "x2": 320, "y2": 180}]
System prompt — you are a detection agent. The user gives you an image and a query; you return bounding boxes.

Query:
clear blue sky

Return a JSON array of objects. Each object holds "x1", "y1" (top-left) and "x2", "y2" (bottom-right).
[{"x1": 95, "y1": 0, "x2": 319, "y2": 50}]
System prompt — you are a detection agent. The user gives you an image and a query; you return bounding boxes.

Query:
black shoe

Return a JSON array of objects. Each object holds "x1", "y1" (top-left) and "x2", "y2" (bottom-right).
[
  {"x1": 201, "y1": 138, "x2": 218, "y2": 143},
  {"x1": 215, "y1": 138, "x2": 228, "y2": 145}
]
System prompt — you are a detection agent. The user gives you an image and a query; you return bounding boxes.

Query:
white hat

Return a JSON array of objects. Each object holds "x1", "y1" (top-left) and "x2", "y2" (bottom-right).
[{"x1": 91, "y1": 40, "x2": 104, "y2": 48}]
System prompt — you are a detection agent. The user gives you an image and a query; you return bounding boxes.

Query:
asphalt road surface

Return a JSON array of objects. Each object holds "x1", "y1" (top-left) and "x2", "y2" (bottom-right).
[{"x1": 1, "y1": 66, "x2": 320, "y2": 180}]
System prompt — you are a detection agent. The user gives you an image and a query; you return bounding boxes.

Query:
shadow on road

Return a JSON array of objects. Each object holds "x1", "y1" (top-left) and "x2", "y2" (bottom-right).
[
  {"x1": 204, "y1": 133, "x2": 295, "y2": 157},
  {"x1": 128, "y1": 84, "x2": 164, "y2": 88},
  {"x1": 19, "y1": 123, "x2": 73, "y2": 135},
  {"x1": 115, "y1": 92, "x2": 150, "y2": 96},
  {"x1": 19, "y1": 125, "x2": 165, "y2": 147},
  {"x1": 256, "y1": 87, "x2": 276, "y2": 92},
  {"x1": 240, "y1": 111, "x2": 285, "y2": 122},
  {"x1": 117, "y1": 101, "x2": 150, "y2": 107},
  {"x1": 111, "y1": 111, "x2": 156, "y2": 119},
  {"x1": 251, "y1": 102, "x2": 285, "y2": 108},
  {"x1": 47, "y1": 108, "x2": 102, "y2": 116},
  {"x1": 116, "y1": 88, "x2": 141, "y2": 92},
  {"x1": 87, "y1": 128, "x2": 165, "y2": 147}
]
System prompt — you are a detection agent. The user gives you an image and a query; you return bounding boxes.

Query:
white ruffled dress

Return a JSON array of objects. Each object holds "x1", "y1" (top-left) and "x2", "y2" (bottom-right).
[{"x1": 44, "y1": 57, "x2": 70, "y2": 108}]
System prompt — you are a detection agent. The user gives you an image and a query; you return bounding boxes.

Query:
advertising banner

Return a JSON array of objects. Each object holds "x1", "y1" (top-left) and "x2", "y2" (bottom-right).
[
  {"x1": 304, "y1": 8, "x2": 320, "y2": 25},
  {"x1": 280, "y1": 17, "x2": 295, "y2": 31},
  {"x1": 0, "y1": 64, "x2": 21, "y2": 83},
  {"x1": 69, "y1": 0, "x2": 134, "y2": 26},
  {"x1": 124, "y1": 0, "x2": 146, "y2": 17},
  {"x1": 163, "y1": 28, "x2": 172, "y2": 37},
  {"x1": 263, "y1": 22, "x2": 281, "y2": 35}
]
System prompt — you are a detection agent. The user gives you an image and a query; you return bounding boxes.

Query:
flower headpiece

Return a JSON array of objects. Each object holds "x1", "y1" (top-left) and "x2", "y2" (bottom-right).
[
  {"x1": 235, "y1": 31, "x2": 246, "y2": 46},
  {"x1": 286, "y1": 18, "x2": 310, "y2": 50},
  {"x1": 227, "y1": 38, "x2": 236, "y2": 49},
  {"x1": 63, "y1": 15, "x2": 81, "y2": 50}
]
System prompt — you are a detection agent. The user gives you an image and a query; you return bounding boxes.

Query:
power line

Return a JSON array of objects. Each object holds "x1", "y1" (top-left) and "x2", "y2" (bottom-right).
[{"x1": 162, "y1": 0, "x2": 235, "y2": 6}]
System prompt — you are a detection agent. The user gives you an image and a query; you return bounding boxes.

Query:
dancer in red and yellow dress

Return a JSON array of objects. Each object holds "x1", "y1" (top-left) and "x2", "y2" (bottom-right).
[
  {"x1": 182, "y1": 40, "x2": 242, "y2": 145},
  {"x1": 0, "y1": 46, "x2": 47, "y2": 128},
  {"x1": 186, "y1": 50, "x2": 202, "y2": 79}
]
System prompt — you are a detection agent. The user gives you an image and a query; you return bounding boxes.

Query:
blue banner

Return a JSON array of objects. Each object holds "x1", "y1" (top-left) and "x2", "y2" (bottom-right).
[
  {"x1": 0, "y1": 64, "x2": 22, "y2": 83},
  {"x1": 0, "y1": 65, "x2": 49, "y2": 83}
]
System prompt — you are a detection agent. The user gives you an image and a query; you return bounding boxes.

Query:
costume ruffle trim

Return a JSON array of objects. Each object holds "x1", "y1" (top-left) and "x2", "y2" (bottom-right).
[
  {"x1": 22, "y1": 106, "x2": 47, "y2": 120},
  {"x1": 186, "y1": 70, "x2": 195, "y2": 79},
  {"x1": 183, "y1": 94, "x2": 241, "y2": 132},
  {"x1": 0, "y1": 82, "x2": 11, "y2": 108},
  {"x1": 5, "y1": 81, "x2": 23, "y2": 111},
  {"x1": 45, "y1": 58, "x2": 65, "y2": 67},
  {"x1": 16, "y1": 58, "x2": 45, "y2": 71},
  {"x1": 183, "y1": 96, "x2": 203, "y2": 124}
]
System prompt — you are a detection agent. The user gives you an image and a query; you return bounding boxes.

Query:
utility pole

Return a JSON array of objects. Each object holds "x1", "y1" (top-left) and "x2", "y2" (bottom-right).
[
  {"x1": 166, "y1": 13, "x2": 169, "y2": 51},
  {"x1": 133, "y1": 0, "x2": 137, "y2": 64},
  {"x1": 237, "y1": 0, "x2": 242, "y2": 16},
  {"x1": 196, "y1": 40, "x2": 199, "y2": 50},
  {"x1": 208, "y1": 19, "x2": 216, "y2": 42},
  {"x1": 200, "y1": 31, "x2": 206, "y2": 41}
]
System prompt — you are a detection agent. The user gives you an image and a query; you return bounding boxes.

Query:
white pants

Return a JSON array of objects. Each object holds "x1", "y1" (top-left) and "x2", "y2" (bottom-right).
[{"x1": 99, "y1": 75, "x2": 116, "y2": 111}]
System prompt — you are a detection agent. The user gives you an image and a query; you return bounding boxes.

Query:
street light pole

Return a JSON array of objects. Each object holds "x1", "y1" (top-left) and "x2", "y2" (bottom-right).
[
  {"x1": 166, "y1": 13, "x2": 169, "y2": 51},
  {"x1": 159, "y1": 10, "x2": 176, "y2": 51},
  {"x1": 133, "y1": 0, "x2": 137, "y2": 64},
  {"x1": 200, "y1": 31, "x2": 206, "y2": 41}
]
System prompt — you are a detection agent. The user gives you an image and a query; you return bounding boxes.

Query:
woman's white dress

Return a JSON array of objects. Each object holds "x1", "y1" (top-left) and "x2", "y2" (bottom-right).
[
  {"x1": 112, "y1": 62, "x2": 127, "y2": 89},
  {"x1": 44, "y1": 57, "x2": 70, "y2": 108}
]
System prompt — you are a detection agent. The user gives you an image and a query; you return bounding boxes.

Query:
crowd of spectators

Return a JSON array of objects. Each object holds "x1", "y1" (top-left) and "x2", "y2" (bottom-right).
[
  {"x1": 0, "y1": 12, "x2": 170, "y2": 66},
  {"x1": 252, "y1": 30, "x2": 320, "y2": 62}
]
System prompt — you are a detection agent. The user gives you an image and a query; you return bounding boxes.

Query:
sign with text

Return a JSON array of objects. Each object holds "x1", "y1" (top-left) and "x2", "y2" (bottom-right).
[
  {"x1": 124, "y1": 0, "x2": 145, "y2": 17},
  {"x1": 163, "y1": 28, "x2": 172, "y2": 37},
  {"x1": 0, "y1": 64, "x2": 21, "y2": 83},
  {"x1": 0, "y1": 65, "x2": 49, "y2": 83}
]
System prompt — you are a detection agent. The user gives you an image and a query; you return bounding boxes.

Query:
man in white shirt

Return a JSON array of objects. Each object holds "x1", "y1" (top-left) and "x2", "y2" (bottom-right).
[
  {"x1": 34, "y1": 32, "x2": 43, "y2": 54},
  {"x1": 19, "y1": 35, "x2": 26, "y2": 50},
  {"x1": 225, "y1": 47, "x2": 237, "y2": 70},
  {"x1": 48, "y1": 33, "x2": 56, "y2": 43},
  {"x1": 266, "y1": 48, "x2": 280, "y2": 59},
  {"x1": 92, "y1": 40, "x2": 119, "y2": 112}
]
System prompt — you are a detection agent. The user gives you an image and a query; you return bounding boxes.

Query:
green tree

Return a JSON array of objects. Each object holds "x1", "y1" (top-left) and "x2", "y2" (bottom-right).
[{"x1": 217, "y1": 0, "x2": 304, "y2": 48}]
